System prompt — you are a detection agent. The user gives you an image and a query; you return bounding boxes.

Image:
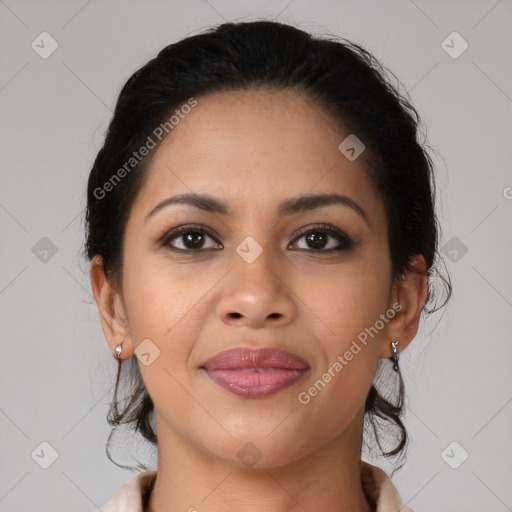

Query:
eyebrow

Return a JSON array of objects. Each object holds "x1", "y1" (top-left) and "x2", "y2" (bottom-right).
[{"x1": 144, "y1": 192, "x2": 369, "y2": 225}]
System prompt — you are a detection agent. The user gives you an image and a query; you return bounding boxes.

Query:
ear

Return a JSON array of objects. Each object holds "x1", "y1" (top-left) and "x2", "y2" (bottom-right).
[
  {"x1": 380, "y1": 254, "x2": 428, "y2": 359},
  {"x1": 89, "y1": 255, "x2": 134, "y2": 359}
]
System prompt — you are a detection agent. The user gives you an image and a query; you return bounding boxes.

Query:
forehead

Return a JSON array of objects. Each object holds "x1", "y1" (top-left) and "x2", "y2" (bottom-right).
[{"x1": 131, "y1": 89, "x2": 384, "y2": 225}]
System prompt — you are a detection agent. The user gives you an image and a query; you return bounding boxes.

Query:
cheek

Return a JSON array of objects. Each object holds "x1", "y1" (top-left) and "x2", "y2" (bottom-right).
[
  {"x1": 123, "y1": 244, "x2": 194, "y2": 329},
  {"x1": 293, "y1": 252, "x2": 390, "y2": 348},
  {"x1": 290, "y1": 254, "x2": 390, "y2": 420},
  {"x1": 121, "y1": 258, "x2": 208, "y2": 426},
  {"x1": 121, "y1": 250, "x2": 207, "y2": 372}
]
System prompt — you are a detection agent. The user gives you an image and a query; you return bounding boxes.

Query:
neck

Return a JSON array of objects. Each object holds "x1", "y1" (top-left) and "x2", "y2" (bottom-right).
[{"x1": 146, "y1": 408, "x2": 374, "y2": 512}]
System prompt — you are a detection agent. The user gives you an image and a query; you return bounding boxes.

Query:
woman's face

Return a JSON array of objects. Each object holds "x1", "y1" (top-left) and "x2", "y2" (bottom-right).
[{"x1": 107, "y1": 89, "x2": 405, "y2": 468}]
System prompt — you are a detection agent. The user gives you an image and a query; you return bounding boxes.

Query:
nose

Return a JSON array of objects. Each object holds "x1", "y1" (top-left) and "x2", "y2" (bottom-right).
[{"x1": 216, "y1": 247, "x2": 298, "y2": 329}]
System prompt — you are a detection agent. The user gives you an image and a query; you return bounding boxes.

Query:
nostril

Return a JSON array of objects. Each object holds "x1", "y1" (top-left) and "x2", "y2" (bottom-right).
[{"x1": 229, "y1": 312, "x2": 242, "y2": 318}]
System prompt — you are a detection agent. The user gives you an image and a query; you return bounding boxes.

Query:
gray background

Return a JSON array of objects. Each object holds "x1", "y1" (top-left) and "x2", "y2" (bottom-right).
[{"x1": 1, "y1": 0, "x2": 511, "y2": 511}]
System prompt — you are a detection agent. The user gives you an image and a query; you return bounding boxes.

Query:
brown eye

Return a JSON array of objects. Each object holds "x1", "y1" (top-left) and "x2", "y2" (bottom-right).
[
  {"x1": 289, "y1": 224, "x2": 353, "y2": 252},
  {"x1": 160, "y1": 225, "x2": 222, "y2": 251},
  {"x1": 179, "y1": 231, "x2": 207, "y2": 250},
  {"x1": 304, "y1": 231, "x2": 329, "y2": 250}
]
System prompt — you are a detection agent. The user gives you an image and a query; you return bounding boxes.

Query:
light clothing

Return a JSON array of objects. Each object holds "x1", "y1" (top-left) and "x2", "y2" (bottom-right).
[{"x1": 97, "y1": 461, "x2": 414, "y2": 512}]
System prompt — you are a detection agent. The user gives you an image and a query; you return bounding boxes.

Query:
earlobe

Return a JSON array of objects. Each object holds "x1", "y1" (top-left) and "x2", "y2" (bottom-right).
[
  {"x1": 380, "y1": 254, "x2": 428, "y2": 359},
  {"x1": 89, "y1": 255, "x2": 133, "y2": 359}
]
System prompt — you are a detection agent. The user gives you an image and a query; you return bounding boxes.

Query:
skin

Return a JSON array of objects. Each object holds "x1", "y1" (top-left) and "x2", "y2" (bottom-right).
[{"x1": 90, "y1": 88, "x2": 427, "y2": 512}]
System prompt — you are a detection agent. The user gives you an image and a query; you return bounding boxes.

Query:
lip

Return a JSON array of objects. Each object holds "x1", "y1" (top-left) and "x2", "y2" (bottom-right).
[
  {"x1": 201, "y1": 347, "x2": 309, "y2": 398},
  {"x1": 202, "y1": 346, "x2": 309, "y2": 371}
]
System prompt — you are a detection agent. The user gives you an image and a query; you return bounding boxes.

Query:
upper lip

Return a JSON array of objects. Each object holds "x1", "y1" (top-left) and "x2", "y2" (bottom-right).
[{"x1": 201, "y1": 346, "x2": 309, "y2": 371}]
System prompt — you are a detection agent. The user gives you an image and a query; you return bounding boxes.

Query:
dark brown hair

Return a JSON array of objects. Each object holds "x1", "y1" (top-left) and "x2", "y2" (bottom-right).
[{"x1": 83, "y1": 19, "x2": 452, "y2": 473}]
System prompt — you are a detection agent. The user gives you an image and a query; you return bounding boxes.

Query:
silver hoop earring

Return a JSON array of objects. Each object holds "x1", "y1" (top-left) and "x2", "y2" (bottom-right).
[
  {"x1": 115, "y1": 343, "x2": 123, "y2": 360},
  {"x1": 390, "y1": 340, "x2": 400, "y2": 372}
]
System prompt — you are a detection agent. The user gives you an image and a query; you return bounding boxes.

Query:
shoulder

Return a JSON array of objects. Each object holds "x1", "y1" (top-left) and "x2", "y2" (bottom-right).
[
  {"x1": 360, "y1": 461, "x2": 415, "y2": 512},
  {"x1": 96, "y1": 470, "x2": 157, "y2": 512}
]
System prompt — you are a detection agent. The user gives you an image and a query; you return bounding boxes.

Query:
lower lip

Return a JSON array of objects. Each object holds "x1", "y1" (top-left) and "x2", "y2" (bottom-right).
[{"x1": 203, "y1": 368, "x2": 308, "y2": 398}]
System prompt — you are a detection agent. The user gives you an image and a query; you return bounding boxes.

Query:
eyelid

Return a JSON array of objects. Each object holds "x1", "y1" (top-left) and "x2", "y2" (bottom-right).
[
  {"x1": 288, "y1": 223, "x2": 353, "y2": 250},
  {"x1": 156, "y1": 223, "x2": 222, "y2": 249}
]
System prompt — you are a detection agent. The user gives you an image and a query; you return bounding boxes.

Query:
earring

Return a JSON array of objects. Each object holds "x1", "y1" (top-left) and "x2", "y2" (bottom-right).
[
  {"x1": 390, "y1": 340, "x2": 400, "y2": 372},
  {"x1": 115, "y1": 343, "x2": 123, "y2": 360}
]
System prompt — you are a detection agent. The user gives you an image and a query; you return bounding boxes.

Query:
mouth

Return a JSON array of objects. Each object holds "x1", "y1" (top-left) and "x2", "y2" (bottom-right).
[{"x1": 200, "y1": 346, "x2": 309, "y2": 398}]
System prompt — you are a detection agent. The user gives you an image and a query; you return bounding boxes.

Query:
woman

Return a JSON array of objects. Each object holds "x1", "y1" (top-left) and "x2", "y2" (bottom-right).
[{"x1": 85, "y1": 19, "x2": 451, "y2": 512}]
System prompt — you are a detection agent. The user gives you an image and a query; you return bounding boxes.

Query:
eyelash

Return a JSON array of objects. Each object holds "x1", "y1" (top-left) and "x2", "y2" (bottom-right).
[{"x1": 157, "y1": 223, "x2": 354, "y2": 254}]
